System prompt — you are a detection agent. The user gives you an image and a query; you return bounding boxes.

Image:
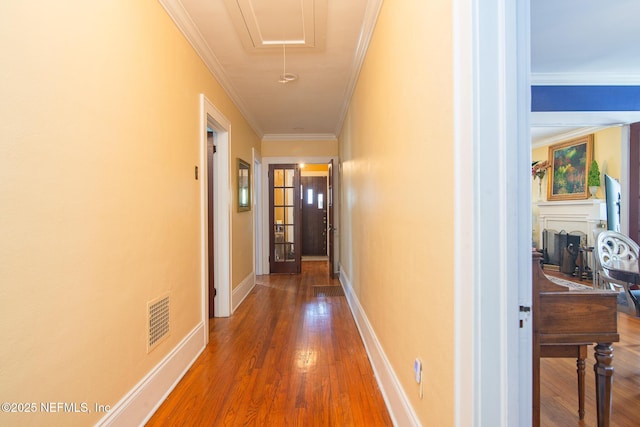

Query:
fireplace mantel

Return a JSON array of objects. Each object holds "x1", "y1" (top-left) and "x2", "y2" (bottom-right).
[{"x1": 535, "y1": 199, "x2": 606, "y2": 247}]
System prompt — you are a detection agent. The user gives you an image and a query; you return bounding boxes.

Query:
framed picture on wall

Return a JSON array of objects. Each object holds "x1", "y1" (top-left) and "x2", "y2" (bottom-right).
[{"x1": 547, "y1": 134, "x2": 593, "y2": 201}]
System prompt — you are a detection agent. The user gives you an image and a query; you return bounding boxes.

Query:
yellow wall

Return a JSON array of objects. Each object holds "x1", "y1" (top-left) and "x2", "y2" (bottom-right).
[
  {"x1": 594, "y1": 127, "x2": 623, "y2": 187},
  {"x1": 261, "y1": 138, "x2": 338, "y2": 157},
  {"x1": 339, "y1": 1, "x2": 454, "y2": 425},
  {"x1": 301, "y1": 164, "x2": 329, "y2": 173},
  {"x1": 0, "y1": 1, "x2": 259, "y2": 424},
  {"x1": 232, "y1": 149, "x2": 258, "y2": 287}
]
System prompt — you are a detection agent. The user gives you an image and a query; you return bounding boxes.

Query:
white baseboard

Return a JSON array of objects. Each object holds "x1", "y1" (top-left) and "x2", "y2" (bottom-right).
[
  {"x1": 232, "y1": 271, "x2": 255, "y2": 313},
  {"x1": 339, "y1": 266, "x2": 420, "y2": 427},
  {"x1": 96, "y1": 322, "x2": 206, "y2": 427}
]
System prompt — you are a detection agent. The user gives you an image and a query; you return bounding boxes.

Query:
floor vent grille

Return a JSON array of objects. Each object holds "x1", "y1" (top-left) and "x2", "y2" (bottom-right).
[
  {"x1": 148, "y1": 294, "x2": 170, "y2": 353},
  {"x1": 312, "y1": 286, "x2": 345, "y2": 297}
]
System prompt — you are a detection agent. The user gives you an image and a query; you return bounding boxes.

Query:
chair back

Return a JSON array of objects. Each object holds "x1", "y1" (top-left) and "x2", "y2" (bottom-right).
[
  {"x1": 596, "y1": 231, "x2": 639, "y2": 266},
  {"x1": 596, "y1": 230, "x2": 640, "y2": 315},
  {"x1": 596, "y1": 231, "x2": 640, "y2": 291}
]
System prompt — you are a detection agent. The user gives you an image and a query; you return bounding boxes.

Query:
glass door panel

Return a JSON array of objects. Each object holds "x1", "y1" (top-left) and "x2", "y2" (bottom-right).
[{"x1": 269, "y1": 164, "x2": 301, "y2": 273}]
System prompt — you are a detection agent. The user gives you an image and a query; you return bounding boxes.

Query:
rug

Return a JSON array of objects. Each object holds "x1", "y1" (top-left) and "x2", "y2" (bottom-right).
[{"x1": 545, "y1": 274, "x2": 592, "y2": 290}]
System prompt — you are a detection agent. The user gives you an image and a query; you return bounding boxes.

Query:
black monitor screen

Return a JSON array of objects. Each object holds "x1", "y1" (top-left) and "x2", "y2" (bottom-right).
[{"x1": 605, "y1": 174, "x2": 621, "y2": 232}]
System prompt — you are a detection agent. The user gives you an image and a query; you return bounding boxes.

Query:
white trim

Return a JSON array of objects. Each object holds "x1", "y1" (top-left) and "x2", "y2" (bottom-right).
[
  {"x1": 339, "y1": 267, "x2": 419, "y2": 427},
  {"x1": 468, "y1": 0, "x2": 531, "y2": 425},
  {"x1": 532, "y1": 72, "x2": 640, "y2": 86},
  {"x1": 253, "y1": 149, "x2": 264, "y2": 275},
  {"x1": 516, "y1": 1, "x2": 534, "y2": 425},
  {"x1": 96, "y1": 323, "x2": 205, "y2": 426},
  {"x1": 200, "y1": 94, "x2": 232, "y2": 319},
  {"x1": 334, "y1": 0, "x2": 384, "y2": 136},
  {"x1": 531, "y1": 126, "x2": 610, "y2": 148},
  {"x1": 452, "y1": 0, "x2": 474, "y2": 425},
  {"x1": 232, "y1": 272, "x2": 256, "y2": 312},
  {"x1": 158, "y1": 0, "x2": 262, "y2": 137},
  {"x1": 262, "y1": 133, "x2": 337, "y2": 142}
]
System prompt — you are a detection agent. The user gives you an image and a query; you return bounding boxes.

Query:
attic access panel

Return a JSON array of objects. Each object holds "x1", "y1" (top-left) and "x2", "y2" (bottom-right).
[{"x1": 224, "y1": 0, "x2": 327, "y2": 50}]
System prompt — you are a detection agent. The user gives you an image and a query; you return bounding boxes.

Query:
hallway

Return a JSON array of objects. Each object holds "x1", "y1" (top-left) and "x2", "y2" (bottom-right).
[{"x1": 146, "y1": 262, "x2": 393, "y2": 426}]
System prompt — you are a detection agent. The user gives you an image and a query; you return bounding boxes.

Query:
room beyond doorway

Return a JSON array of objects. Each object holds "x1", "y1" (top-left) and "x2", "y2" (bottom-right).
[{"x1": 301, "y1": 165, "x2": 329, "y2": 257}]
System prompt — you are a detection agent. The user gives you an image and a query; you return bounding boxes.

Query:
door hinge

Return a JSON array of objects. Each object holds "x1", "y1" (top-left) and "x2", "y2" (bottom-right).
[
  {"x1": 213, "y1": 288, "x2": 217, "y2": 297},
  {"x1": 213, "y1": 145, "x2": 217, "y2": 154}
]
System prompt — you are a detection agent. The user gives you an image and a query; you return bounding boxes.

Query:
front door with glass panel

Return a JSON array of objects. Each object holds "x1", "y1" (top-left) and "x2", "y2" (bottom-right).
[{"x1": 269, "y1": 164, "x2": 301, "y2": 273}]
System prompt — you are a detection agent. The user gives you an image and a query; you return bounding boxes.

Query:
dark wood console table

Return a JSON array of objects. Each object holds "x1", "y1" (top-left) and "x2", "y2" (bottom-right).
[{"x1": 532, "y1": 252, "x2": 619, "y2": 427}]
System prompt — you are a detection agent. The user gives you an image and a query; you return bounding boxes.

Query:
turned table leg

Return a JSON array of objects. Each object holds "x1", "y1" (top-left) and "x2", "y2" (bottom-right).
[
  {"x1": 594, "y1": 343, "x2": 614, "y2": 427},
  {"x1": 577, "y1": 356, "x2": 585, "y2": 420}
]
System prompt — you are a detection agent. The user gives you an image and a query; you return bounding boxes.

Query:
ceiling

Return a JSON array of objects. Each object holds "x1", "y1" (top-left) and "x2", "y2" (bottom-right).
[
  {"x1": 531, "y1": 0, "x2": 640, "y2": 145},
  {"x1": 160, "y1": 0, "x2": 640, "y2": 143},
  {"x1": 160, "y1": 0, "x2": 380, "y2": 139}
]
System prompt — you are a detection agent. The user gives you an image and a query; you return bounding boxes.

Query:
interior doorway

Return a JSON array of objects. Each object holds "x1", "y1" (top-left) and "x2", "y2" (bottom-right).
[
  {"x1": 200, "y1": 94, "x2": 231, "y2": 328},
  {"x1": 253, "y1": 151, "x2": 263, "y2": 275},
  {"x1": 261, "y1": 156, "x2": 338, "y2": 277},
  {"x1": 628, "y1": 122, "x2": 640, "y2": 243},
  {"x1": 207, "y1": 130, "x2": 215, "y2": 318},
  {"x1": 301, "y1": 165, "x2": 329, "y2": 257}
]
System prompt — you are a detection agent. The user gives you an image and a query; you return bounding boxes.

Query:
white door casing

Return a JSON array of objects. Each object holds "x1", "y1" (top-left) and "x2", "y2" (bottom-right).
[{"x1": 200, "y1": 94, "x2": 232, "y2": 328}]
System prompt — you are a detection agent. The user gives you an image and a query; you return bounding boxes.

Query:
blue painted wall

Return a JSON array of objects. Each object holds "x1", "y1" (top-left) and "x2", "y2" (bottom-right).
[{"x1": 532, "y1": 86, "x2": 640, "y2": 111}]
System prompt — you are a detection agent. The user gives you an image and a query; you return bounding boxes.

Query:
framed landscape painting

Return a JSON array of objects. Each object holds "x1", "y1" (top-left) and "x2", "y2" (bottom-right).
[{"x1": 547, "y1": 135, "x2": 593, "y2": 201}]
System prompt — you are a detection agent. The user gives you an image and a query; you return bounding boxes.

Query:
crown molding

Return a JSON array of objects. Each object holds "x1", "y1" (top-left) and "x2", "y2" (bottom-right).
[
  {"x1": 262, "y1": 133, "x2": 337, "y2": 142},
  {"x1": 531, "y1": 126, "x2": 609, "y2": 148},
  {"x1": 532, "y1": 72, "x2": 640, "y2": 86},
  {"x1": 333, "y1": 0, "x2": 384, "y2": 137},
  {"x1": 157, "y1": 0, "x2": 264, "y2": 137}
]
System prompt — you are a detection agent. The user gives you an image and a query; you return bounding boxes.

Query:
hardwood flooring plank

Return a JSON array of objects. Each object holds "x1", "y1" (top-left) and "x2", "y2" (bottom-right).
[{"x1": 146, "y1": 261, "x2": 392, "y2": 426}]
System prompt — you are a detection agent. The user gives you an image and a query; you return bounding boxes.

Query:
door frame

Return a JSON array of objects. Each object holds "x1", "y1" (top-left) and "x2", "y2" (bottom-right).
[
  {"x1": 200, "y1": 95, "x2": 232, "y2": 337},
  {"x1": 261, "y1": 156, "x2": 339, "y2": 275},
  {"x1": 301, "y1": 174, "x2": 329, "y2": 257},
  {"x1": 268, "y1": 164, "x2": 302, "y2": 273},
  {"x1": 621, "y1": 124, "x2": 631, "y2": 236},
  {"x1": 207, "y1": 130, "x2": 215, "y2": 318},
  {"x1": 253, "y1": 148, "x2": 263, "y2": 275},
  {"x1": 328, "y1": 159, "x2": 335, "y2": 278},
  {"x1": 453, "y1": 0, "x2": 531, "y2": 425}
]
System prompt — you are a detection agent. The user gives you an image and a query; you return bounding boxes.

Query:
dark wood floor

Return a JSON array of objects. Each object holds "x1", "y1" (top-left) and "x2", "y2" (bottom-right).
[
  {"x1": 540, "y1": 271, "x2": 640, "y2": 426},
  {"x1": 146, "y1": 261, "x2": 393, "y2": 426}
]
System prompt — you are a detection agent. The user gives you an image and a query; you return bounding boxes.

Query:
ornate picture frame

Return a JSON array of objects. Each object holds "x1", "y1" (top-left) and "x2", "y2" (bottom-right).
[{"x1": 547, "y1": 135, "x2": 593, "y2": 201}]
